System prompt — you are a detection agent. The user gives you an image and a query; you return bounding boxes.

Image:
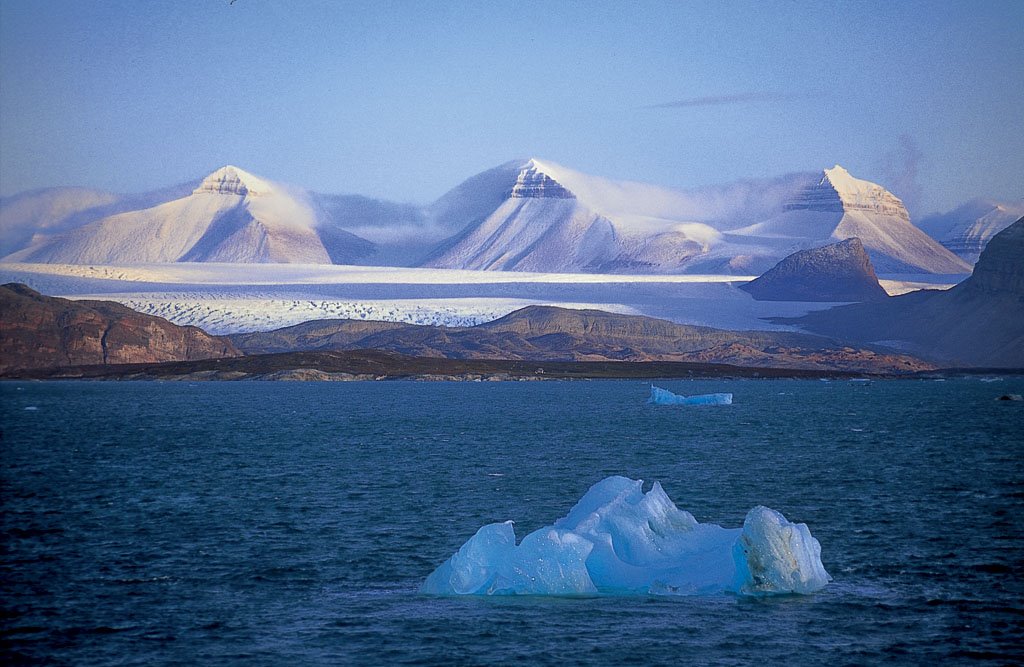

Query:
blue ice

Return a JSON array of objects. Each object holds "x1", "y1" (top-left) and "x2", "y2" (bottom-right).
[
  {"x1": 421, "y1": 476, "x2": 831, "y2": 597},
  {"x1": 648, "y1": 385, "x2": 732, "y2": 406}
]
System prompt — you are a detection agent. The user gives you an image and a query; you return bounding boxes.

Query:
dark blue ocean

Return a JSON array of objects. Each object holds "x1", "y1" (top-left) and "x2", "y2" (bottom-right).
[{"x1": 2, "y1": 379, "x2": 1022, "y2": 665}]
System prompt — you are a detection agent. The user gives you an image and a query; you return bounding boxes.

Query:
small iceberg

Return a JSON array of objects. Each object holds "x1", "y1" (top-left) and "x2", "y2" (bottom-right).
[
  {"x1": 421, "y1": 476, "x2": 830, "y2": 597},
  {"x1": 648, "y1": 385, "x2": 732, "y2": 406}
]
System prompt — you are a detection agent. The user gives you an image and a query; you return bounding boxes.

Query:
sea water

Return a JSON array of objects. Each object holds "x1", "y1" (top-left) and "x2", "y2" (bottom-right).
[{"x1": 1, "y1": 379, "x2": 1022, "y2": 664}]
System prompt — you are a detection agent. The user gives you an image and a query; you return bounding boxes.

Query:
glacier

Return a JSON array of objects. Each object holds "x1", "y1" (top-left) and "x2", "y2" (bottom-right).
[
  {"x1": 648, "y1": 384, "x2": 733, "y2": 406},
  {"x1": 421, "y1": 476, "x2": 830, "y2": 597}
]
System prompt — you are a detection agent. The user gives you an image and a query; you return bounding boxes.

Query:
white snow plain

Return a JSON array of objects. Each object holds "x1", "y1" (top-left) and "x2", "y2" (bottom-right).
[
  {"x1": 0, "y1": 262, "x2": 961, "y2": 334},
  {"x1": 421, "y1": 476, "x2": 831, "y2": 596},
  {"x1": 69, "y1": 295, "x2": 641, "y2": 335}
]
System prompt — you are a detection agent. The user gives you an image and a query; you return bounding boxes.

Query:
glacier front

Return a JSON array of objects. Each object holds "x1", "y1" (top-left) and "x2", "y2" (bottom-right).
[{"x1": 421, "y1": 476, "x2": 830, "y2": 597}]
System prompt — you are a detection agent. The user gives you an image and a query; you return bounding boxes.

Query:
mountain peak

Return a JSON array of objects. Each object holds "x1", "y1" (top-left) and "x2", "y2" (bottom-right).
[
  {"x1": 821, "y1": 165, "x2": 879, "y2": 199},
  {"x1": 784, "y1": 165, "x2": 909, "y2": 222},
  {"x1": 509, "y1": 160, "x2": 575, "y2": 199},
  {"x1": 193, "y1": 165, "x2": 272, "y2": 197}
]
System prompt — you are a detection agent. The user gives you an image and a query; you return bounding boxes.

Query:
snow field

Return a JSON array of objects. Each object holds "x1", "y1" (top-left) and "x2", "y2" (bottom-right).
[{"x1": 69, "y1": 294, "x2": 641, "y2": 335}]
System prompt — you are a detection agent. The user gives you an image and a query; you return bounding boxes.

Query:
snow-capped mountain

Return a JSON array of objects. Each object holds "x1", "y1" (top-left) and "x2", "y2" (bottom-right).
[
  {"x1": 423, "y1": 158, "x2": 724, "y2": 272},
  {"x1": 917, "y1": 199, "x2": 1024, "y2": 265},
  {"x1": 3, "y1": 167, "x2": 374, "y2": 265},
  {"x1": 722, "y1": 166, "x2": 971, "y2": 274}
]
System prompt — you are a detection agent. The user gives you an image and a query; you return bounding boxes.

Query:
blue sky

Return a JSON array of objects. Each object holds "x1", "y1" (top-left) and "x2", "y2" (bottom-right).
[{"x1": 1, "y1": 0, "x2": 1021, "y2": 215}]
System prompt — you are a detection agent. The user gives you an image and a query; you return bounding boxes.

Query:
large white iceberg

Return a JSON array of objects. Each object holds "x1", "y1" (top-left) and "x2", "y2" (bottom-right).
[
  {"x1": 422, "y1": 476, "x2": 830, "y2": 596},
  {"x1": 648, "y1": 385, "x2": 733, "y2": 406}
]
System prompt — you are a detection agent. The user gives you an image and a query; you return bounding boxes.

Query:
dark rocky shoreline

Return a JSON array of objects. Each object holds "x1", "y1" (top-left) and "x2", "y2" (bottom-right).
[{"x1": 5, "y1": 349, "x2": 1019, "y2": 382}]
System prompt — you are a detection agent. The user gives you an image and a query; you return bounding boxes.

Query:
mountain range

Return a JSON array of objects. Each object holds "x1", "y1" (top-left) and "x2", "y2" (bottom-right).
[
  {"x1": 2, "y1": 160, "x2": 997, "y2": 275},
  {"x1": 2, "y1": 167, "x2": 374, "y2": 265}
]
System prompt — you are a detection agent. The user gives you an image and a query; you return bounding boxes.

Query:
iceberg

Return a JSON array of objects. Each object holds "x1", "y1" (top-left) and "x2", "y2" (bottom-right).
[
  {"x1": 648, "y1": 385, "x2": 733, "y2": 406},
  {"x1": 422, "y1": 476, "x2": 830, "y2": 597}
]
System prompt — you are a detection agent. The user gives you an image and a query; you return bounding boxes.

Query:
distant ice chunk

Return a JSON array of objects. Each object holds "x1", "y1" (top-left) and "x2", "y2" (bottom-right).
[
  {"x1": 422, "y1": 476, "x2": 830, "y2": 597},
  {"x1": 648, "y1": 385, "x2": 732, "y2": 406}
]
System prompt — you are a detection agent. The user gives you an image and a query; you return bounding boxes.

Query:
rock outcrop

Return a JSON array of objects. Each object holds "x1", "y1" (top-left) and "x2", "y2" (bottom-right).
[
  {"x1": 740, "y1": 238, "x2": 889, "y2": 302},
  {"x1": 191, "y1": 165, "x2": 272, "y2": 197},
  {"x1": 0, "y1": 283, "x2": 240, "y2": 371}
]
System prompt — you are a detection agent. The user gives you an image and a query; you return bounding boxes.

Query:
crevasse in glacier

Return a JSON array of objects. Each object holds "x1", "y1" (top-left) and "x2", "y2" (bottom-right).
[{"x1": 421, "y1": 476, "x2": 830, "y2": 596}]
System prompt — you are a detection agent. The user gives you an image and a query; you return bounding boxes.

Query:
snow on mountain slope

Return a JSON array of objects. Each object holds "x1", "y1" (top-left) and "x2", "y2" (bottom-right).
[
  {"x1": 4, "y1": 167, "x2": 374, "y2": 265},
  {"x1": 918, "y1": 199, "x2": 1024, "y2": 265},
  {"x1": 58, "y1": 294, "x2": 641, "y2": 335},
  {"x1": 0, "y1": 180, "x2": 205, "y2": 259},
  {"x1": 0, "y1": 187, "x2": 122, "y2": 258},
  {"x1": 424, "y1": 159, "x2": 722, "y2": 272},
  {"x1": 3, "y1": 160, "x2": 981, "y2": 275},
  {"x1": 728, "y1": 166, "x2": 970, "y2": 274}
]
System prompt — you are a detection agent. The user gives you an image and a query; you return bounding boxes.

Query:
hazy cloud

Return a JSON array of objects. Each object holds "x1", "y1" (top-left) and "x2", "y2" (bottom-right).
[
  {"x1": 646, "y1": 92, "x2": 794, "y2": 109},
  {"x1": 880, "y1": 134, "x2": 924, "y2": 216}
]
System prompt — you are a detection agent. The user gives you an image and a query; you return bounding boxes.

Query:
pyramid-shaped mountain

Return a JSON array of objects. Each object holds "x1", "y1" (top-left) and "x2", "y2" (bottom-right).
[
  {"x1": 4, "y1": 166, "x2": 374, "y2": 265},
  {"x1": 423, "y1": 159, "x2": 719, "y2": 273},
  {"x1": 727, "y1": 166, "x2": 970, "y2": 274}
]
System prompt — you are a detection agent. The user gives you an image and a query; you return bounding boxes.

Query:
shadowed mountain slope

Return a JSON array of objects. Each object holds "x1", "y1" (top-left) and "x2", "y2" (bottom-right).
[
  {"x1": 740, "y1": 238, "x2": 889, "y2": 302},
  {"x1": 782, "y1": 217, "x2": 1024, "y2": 367}
]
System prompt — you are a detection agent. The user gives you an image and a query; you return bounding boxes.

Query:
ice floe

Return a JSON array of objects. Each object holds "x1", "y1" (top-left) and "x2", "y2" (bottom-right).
[
  {"x1": 422, "y1": 476, "x2": 830, "y2": 597},
  {"x1": 648, "y1": 385, "x2": 732, "y2": 406}
]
